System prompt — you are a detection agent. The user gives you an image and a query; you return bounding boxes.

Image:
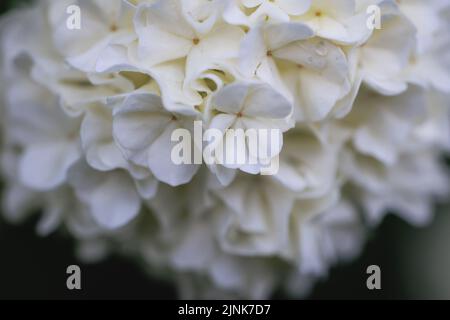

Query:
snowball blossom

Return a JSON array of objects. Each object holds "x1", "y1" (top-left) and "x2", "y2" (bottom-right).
[{"x1": 1, "y1": 0, "x2": 449, "y2": 298}]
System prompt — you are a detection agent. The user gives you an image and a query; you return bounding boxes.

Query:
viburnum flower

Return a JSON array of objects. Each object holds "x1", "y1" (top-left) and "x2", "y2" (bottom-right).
[
  {"x1": 350, "y1": 86, "x2": 426, "y2": 165},
  {"x1": 293, "y1": 0, "x2": 375, "y2": 44},
  {"x1": 48, "y1": 0, "x2": 137, "y2": 73},
  {"x1": 5, "y1": 76, "x2": 82, "y2": 191},
  {"x1": 207, "y1": 82, "x2": 293, "y2": 176},
  {"x1": 238, "y1": 22, "x2": 356, "y2": 121},
  {"x1": 357, "y1": 3, "x2": 417, "y2": 95},
  {"x1": 0, "y1": 0, "x2": 449, "y2": 299},
  {"x1": 113, "y1": 92, "x2": 200, "y2": 186},
  {"x1": 134, "y1": 0, "x2": 242, "y2": 67}
]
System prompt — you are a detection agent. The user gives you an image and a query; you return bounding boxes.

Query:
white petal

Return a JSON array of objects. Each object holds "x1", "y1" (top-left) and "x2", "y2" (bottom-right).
[
  {"x1": 265, "y1": 22, "x2": 313, "y2": 50},
  {"x1": 243, "y1": 83, "x2": 292, "y2": 119},
  {"x1": 147, "y1": 122, "x2": 199, "y2": 186},
  {"x1": 89, "y1": 172, "x2": 141, "y2": 229},
  {"x1": 212, "y1": 83, "x2": 249, "y2": 114},
  {"x1": 19, "y1": 142, "x2": 80, "y2": 191},
  {"x1": 276, "y1": 0, "x2": 311, "y2": 15},
  {"x1": 113, "y1": 93, "x2": 171, "y2": 153}
]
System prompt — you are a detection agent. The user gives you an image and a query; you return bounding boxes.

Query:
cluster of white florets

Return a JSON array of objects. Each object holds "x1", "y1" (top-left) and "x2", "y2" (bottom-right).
[{"x1": 0, "y1": 0, "x2": 449, "y2": 298}]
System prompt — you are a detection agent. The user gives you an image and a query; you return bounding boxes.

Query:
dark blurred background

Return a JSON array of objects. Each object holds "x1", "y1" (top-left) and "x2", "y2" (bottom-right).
[
  {"x1": 1, "y1": 205, "x2": 450, "y2": 299},
  {"x1": 1, "y1": 0, "x2": 450, "y2": 300}
]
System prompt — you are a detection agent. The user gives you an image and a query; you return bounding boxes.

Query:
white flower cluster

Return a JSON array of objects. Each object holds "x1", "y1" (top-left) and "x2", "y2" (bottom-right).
[{"x1": 0, "y1": 0, "x2": 449, "y2": 298}]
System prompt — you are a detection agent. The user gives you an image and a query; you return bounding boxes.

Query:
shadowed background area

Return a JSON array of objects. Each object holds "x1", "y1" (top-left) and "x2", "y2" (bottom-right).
[
  {"x1": 0, "y1": 0, "x2": 449, "y2": 300},
  {"x1": 1, "y1": 205, "x2": 450, "y2": 299}
]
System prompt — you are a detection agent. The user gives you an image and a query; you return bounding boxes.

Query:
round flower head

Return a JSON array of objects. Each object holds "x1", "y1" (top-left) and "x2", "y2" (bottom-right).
[{"x1": 0, "y1": 0, "x2": 449, "y2": 299}]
